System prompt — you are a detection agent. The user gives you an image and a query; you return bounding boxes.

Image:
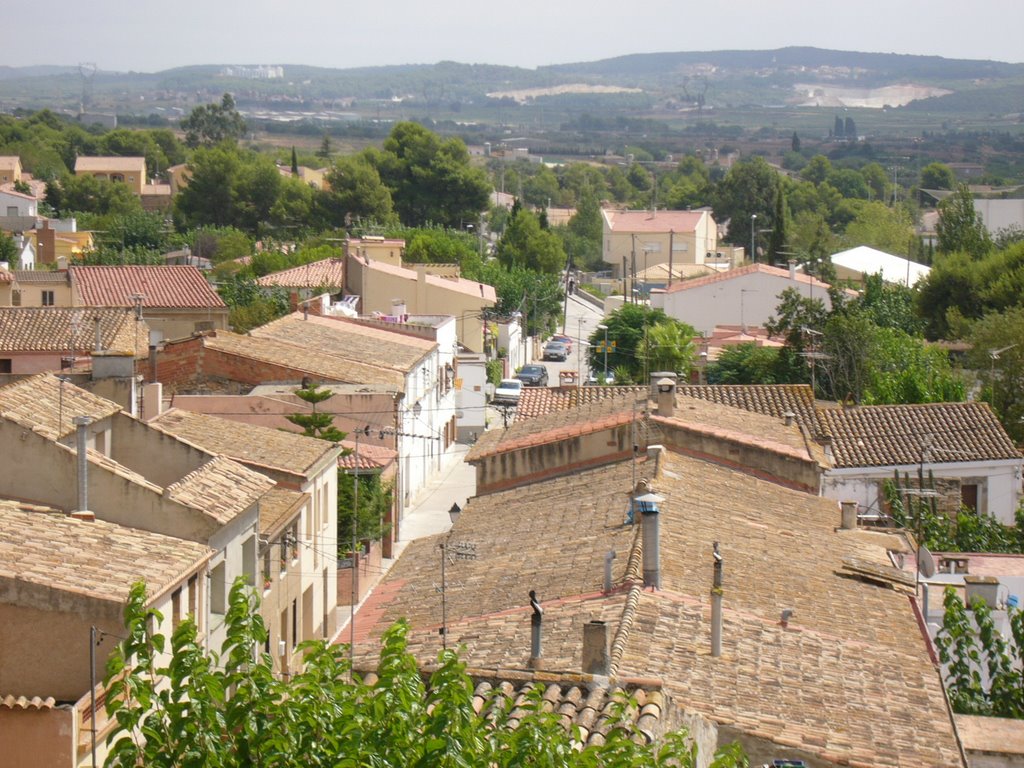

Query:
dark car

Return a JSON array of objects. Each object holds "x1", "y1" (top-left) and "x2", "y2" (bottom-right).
[
  {"x1": 542, "y1": 341, "x2": 569, "y2": 361},
  {"x1": 515, "y1": 364, "x2": 549, "y2": 387}
]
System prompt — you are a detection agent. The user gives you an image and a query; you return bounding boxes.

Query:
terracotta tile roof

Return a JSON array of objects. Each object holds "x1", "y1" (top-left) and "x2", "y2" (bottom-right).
[
  {"x1": 0, "y1": 373, "x2": 121, "y2": 440},
  {"x1": 820, "y1": 402, "x2": 1022, "y2": 468},
  {"x1": 359, "y1": 667, "x2": 674, "y2": 748},
  {"x1": 358, "y1": 256, "x2": 497, "y2": 303},
  {"x1": 338, "y1": 439, "x2": 397, "y2": 471},
  {"x1": 258, "y1": 488, "x2": 308, "y2": 539},
  {"x1": 663, "y1": 263, "x2": 834, "y2": 295},
  {"x1": 676, "y1": 384, "x2": 824, "y2": 437},
  {"x1": 250, "y1": 313, "x2": 435, "y2": 374},
  {"x1": 255, "y1": 258, "x2": 345, "y2": 289},
  {"x1": 12, "y1": 269, "x2": 70, "y2": 285},
  {"x1": 352, "y1": 450, "x2": 962, "y2": 767},
  {"x1": 165, "y1": 456, "x2": 274, "y2": 525},
  {"x1": 657, "y1": 395, "x2": 817, "y2": 463},
  {"x1": 205, "y1": 331, "x2": 406, "y2": 390},
  {"x1": 0, "y1": 695, "x2": 57, "y2": 710},
  {"x1": 0, "y1": 501, "x2": 211, "y2": 605},
  {"x1": 0, "y1": 307, "x2": 148, "y2": 356},
  {"x1": 71, "y1": 265, "x2": 226, "y2": 309},
  {"x1": 514, "y1": 385, "x2": 647, "y2": 421},
  {"x1": 603, "y1": 208, "x2": 706, "y2": 234},
  {"x1": 150, "y1": 408, "x2": 340, "y2": 479},
  {"x1": 467, "y1": 390, "x2": 646, "y2": 462},
  {"x1": 73, "y1": 156, "x2": 146, "y2": 174}
]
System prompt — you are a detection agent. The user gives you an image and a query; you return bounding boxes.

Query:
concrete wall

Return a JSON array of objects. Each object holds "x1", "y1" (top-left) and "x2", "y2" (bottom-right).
[
  {"x1": 455, "y1": 353, "x2": 487, "y2": 441},
  {"x1": 823, "y1": 460, "x2": 1022, "y2": 525},
  {"x1": 602, "y1": 214, "x2": 717, "y2": 276},
  {"x1": 660, "y1": 271, "x2": 836, "y2": 337},
  {"x1": 653, "y1": 417, "x2": 822, "y2": 494},
  {"x1": 108, "y1": 411, "x2": 209, "y2": 488},
  {"x1": 142, "y1": 308, "x2": 227, "y2": 343},
  {"x1": 0, "y1": 352, "x2": 65, "y2": 374},
  {"x1": 0, "y1": 420, "x2": 217, "y2": 542},
  {"x1": 0, "y1": 705, "x2": 77, "y2": 768},
  {"x1": 473, "y1": 422, "x2": 634, "y2": 495}
]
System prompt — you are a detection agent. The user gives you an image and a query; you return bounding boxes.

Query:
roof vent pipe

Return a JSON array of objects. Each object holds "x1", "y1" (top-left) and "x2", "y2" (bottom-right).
[
  {"x1": 528, "y1": 590, "x2": 543, "y2": 669},
  {"x1": 656, "y1": 378, "x2": 676, "y2": 418},
  {"x1": 603, "y1": 550, "x2": 617, "y2": 593},
  {"x1": 72, "y1": 415, "x2": 92, "y2": 519},
  {"x1": 582, "y1": 620, "x2": 611, "y2": 676},
  {"x1": 711, "y1": 542, "x2": 723, "y2": 657},
  {"x1": 637, "y1": 489, "x2": 665, "y2": 589},
  {"x1": 784, "y1": 411, "x2": 796, "y2": 427},
  {"x1": 93, "y1": 315, "x2": 102, "y2": 353},
  {"x1": 840, "y1": 501, "x2": 858, "y2": 530}
]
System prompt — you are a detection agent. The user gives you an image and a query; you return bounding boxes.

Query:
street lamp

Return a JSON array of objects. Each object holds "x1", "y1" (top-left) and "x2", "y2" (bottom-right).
[
  {"x1": 750, "y1": 214, "x2": 758, "y2": 263},
  {"x1": 597, "y1": 323, "x2": 609, "y2": 383}
]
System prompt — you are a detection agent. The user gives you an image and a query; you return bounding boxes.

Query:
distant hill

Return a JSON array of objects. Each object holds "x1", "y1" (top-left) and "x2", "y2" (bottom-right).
[{"x1": 0, "y1": 65, "x2": 78, "y2": 81}]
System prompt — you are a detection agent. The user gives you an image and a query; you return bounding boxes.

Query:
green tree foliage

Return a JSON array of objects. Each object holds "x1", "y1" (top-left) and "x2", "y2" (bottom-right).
[
  {"x1": 466, "y1": 261, "x2": 562, "y2": 336},
  {"x1": 788, "y1": 210, "x2": 839, "y2": 261},
  {"x1": 968, "y1": 307, "x2": 1024, "y2": 442},
  {"x1": 46, "y1": 173, "x2": 144, "y2": 217},
  {"x1": 496, "y1": 208, "x2": 566, "y2": 274},
  {"x1": 338, "y1": 471, "x2": 393, "y2": 549},
  {"x1": 180, "y1": 93, "x2": 247, "y2": 148},
  {"x1": 705, "y1": 343, "x2": 782, "y2": 385},
  {"x1": 0, "y1": 231, "x2": 19, "y2": 266},
  {"x1": 791, "y1": 131, "x2": 800, "y2": 153},
  {"x1": 290, "y1": 146, "x2": 299, "y2": 175},
  {"x1": 841, "y1": 200, "x2": 915, "y2": 255},
  {"x1": 936, "y1": 587, "x2": 1024, "y2": 718},
  {"x1": 174, "y1": 146, "x2": 283, "y2": 233},
  {"x1": 286, "y1": 383, "x2": 347, "y2": 442},
  {"x1": 659, "y1": 155, "x2": 710, "y2": 210},
  {"x1": 920, "y1": 162, "x2": 956, "y2": 190},
  {"x1": 712, "y1": 157, "x2": 779, "y2": 257},
  {"x1": 937, "y1": 184, "x2": 992, "y2": 258},
  {"x1": 800, "y1": 155, "x2": 832, "y2": 186},
  {"x1": 588, "y1": 304, "x2": 694, "y2": 384},
  {"x1": 767, "y1": 184, "x2": 788, "y2": 263},
  {"x1": 217, "y1": 276, "x2": 289, "y2": 333},
  {"x1": 372, "y1": 122, "x2": 490, "y2": 228},
  {"x1": 563, "y1": 187, "x2": 603, "y2": 270},
  {"x1": 105, "y1": 581, "x2": 746, "y2": 767},
  {"x1": 319, "y1": 154, "x2": 396, "y2": 228}
]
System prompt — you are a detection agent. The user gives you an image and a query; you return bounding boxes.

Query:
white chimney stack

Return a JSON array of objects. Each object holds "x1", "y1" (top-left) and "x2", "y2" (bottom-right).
[
  {"x1": 635, "y1": 484, "x2": 664, "y2": 590},
  {"x1": 840, "y1": 501, "x2": 858, "y2": 530},
  {"x1": 656, "y1": 378, "x2": 676, "y2": 418},
  {"x1": 72, "y1": 415, "x2": 92, "y2": 519}
]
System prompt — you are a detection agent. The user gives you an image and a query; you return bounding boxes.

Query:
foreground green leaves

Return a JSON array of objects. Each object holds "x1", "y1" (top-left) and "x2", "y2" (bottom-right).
[{"x1": 105, "y1": 580, "x2": 746, "y2": 767}]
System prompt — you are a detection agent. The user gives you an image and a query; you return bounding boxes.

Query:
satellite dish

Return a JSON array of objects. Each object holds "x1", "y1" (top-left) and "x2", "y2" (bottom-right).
[{"x1": 919, "y1": 546, "x2": 936, "y2": 579}]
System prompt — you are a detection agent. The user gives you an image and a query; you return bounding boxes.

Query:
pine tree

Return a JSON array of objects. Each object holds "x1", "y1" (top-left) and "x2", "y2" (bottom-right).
[
  {"x1": 317, "y1": 133, "x2": 332, "y2": 160},
  {"x1": 791, "y1": 131, "x2": 801, "y2": 153},
  {"x1": 290, "y1": 146, "x2": 299, "y2": 175},
  {"x1": 286, "y1": 382, "x2": 346, "y2": 442}
]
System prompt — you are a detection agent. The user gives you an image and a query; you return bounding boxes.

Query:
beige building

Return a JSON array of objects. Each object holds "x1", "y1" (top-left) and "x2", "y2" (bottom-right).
[
  {"x1": 8, "y1": 269, "x2": 74, "y2": 307},
  {"x1": 0, "y1": 156, "x2": 23, "y2": 185},
  {"x1": 73, "y1": 156, "x2": 147, "y2": 196},
  {"x1": 345, "y1": 236, "x2": 406, "y2": 266},
  {"x1": 346, "y1": 253, "x2": 496, "y2": 353},
  {"x1": 0, "y1": 373, "x2": 273, "y2": 654},
  {"x1": 148, "y1": 407, "x2": 344, "y2": 673},
  {"x1": 602, "y1": 208, "x2": 718, "y2": 281},
  {"x1": 0, "y1": 500, "x2": 211, "y2": 768}
]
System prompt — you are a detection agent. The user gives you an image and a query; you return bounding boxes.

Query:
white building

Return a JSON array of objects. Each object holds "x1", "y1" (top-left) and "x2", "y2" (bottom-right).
[{"x1": 830, "y1": 245, "x2": 931, "y2": 287}]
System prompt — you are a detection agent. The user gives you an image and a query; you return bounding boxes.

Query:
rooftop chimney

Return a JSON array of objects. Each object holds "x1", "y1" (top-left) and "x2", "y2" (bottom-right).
[
  {"x1": 93, "y1": 315, "x2": 103, "y2": 353},
  {"x1": 711, "y1": 542, "x2": 723, "y2": 657},
  {"x1": 603, "y1": 550, "x2": 616, "y2": 593},
  {"x1": 840, "y1": 501, "x2": 858, "y2": 530},
  {"x1": 649, "y1": 371, "x2": 677, "y2": 399},
  {"x1": 528, "y1": 590, "x2": 543, "y2": 669},
  {"x1": 655, "y1": 377, "x2": 676, "y2": 418},
  {"x1": 582, "y1": 620, "x2": 611, "y2": 676},
  {"x1": 72, "y1": 415, "x2": 92, "y2": 518},
  {"x1": 964, "y1": 575, "x2": 1001, "y2": 609},
  {"x1": 635, "y1": 484, "x2": 664, "y2": 590},
  {"x1": 783, "y1": 411, "x2": 796, "y2": 427}
]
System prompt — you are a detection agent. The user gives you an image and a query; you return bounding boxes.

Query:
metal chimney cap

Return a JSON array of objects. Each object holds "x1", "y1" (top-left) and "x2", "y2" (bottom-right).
[
  {"x1": 72, "y1": 415, "x2": 92, "y2": 427},
  {"x1": 635, "y1": 492, "x2": 664, "y2": 504}
]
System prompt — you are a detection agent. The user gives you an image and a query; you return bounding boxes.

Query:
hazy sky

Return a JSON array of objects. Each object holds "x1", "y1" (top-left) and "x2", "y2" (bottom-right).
[{"x1": 7, "y1": 0, "x2": 1023, "y2": 72}]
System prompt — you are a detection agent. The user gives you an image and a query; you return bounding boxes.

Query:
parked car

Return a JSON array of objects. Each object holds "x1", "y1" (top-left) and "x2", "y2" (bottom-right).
[
  {"x1": 515, "y1": 364, "x2": 549, "y2": 387},
  {"x1": 542, "y1": 341, "x2": 569, "y2": 361},
  {"x1": 550, "y1": 334, "x2": 573, "y2": 354},
  {"x1": 492, "y1": 378, "x2": 523, "y2": 405}
]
